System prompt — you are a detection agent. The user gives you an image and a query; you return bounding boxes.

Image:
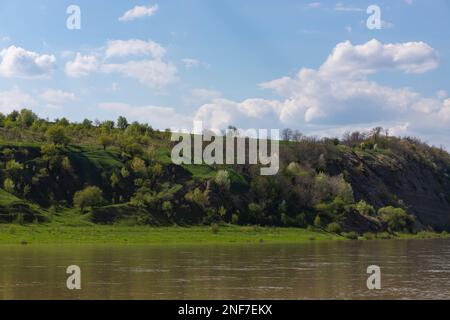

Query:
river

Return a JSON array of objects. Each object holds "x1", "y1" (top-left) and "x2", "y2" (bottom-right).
[{"x1": 1, "y1": 239, "x2": 449, "y2": 299}]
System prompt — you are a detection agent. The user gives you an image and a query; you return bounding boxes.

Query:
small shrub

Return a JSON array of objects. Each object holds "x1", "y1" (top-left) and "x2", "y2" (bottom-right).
[
  {"x1": 363, "y1": 232, "x2": 375, "y2": 240},
  {"x1": 211, "y1": 223, "x2": 220, "y2": 234},
  {"x1": 231, "y1": 213, "x2": 239, "y2": 225},
  {"x1": 375, "y1": 232, "x2": 392, "y2": 240},
  {"x1": 313, "y1": 215, "x2": 322, "y2": 228},
  {"x1": 326, "y1": 222, "x2": 342, "y2": 235},
  {"x1": 343, "y1": 231, "x2": 359, "y2": 240}
]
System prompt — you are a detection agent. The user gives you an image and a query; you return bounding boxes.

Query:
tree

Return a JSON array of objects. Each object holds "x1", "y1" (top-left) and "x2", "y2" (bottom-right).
[
  {"x1": 4, "y1": 178, "x2": 15, "y2": 194},
  {"x1": 45, "y1": 125, "x2": 71, "y2": 146},
  {"x1": 101, "y1": 120, "x2": 115, "y2": 132},
  {"x1": 215, "y1": 170, "x2": 231, "y2": 191},
  {"x1": 117, "y1": 116, "x2": 129, "y2": 130},
  {"x1": 292, "y1": 130, "x2": 303, "y2": 142},
  {"x1": 73, "y1": 186, "x2": 104, "y2": 212},
  {"x1": 17, "y1": 109, "x2": 37, "y2": 128},
  {"x1": 355, "y1": 200, "x2": 376, "y2": 216},
  {"x1": 82, "y1": 119, "x2": 93, "y2": 129},
  {"x1": 185, "y1": 188, "x2": 209, "y2": 210},
  {"x1": 378, "y1": 206, "x2": 415, "y2": 232},
  {"x1": 56, "y1": 118, "x2": 70, "y2": 126},
  {"x1": 282, "y1": 128, "x2": 293, "y2": 141},
  {"x1": 131, "y1": 157, "x2": 147, "y2": 176},
  {"x1": 98, "y1": 134, "x2": 113, "y2": 150},
  {"x1": 314, "y1": 215, "x2": 322, "y2": 228}
]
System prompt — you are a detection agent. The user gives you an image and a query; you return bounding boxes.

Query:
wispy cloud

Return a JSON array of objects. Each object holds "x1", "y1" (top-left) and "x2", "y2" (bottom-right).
[
  {"x1": 119, "y1": 4, "x2": 159, "y2": 22},
  {"x1": 334, "y1": 2, "x2": 363, "y2": 12}
]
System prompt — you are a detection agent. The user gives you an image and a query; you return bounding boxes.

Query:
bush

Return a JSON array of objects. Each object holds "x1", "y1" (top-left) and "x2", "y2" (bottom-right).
[
  {"x1": 326, "y1": 222, "x2": 342, "y2": 234},
  {"x1": 378, "y1": 206, "x2": 415, "y2": 232},
  {"x1": 185, "y1": 188, "x2": 209, "y2": 210},
  {"x1": 215, "y1": 170, "x2": 231, "y2": 191},
  {"x1": 45, "y1": 125, "x2": 70, "y2": 146},
  {"x1": 73, "y1": 186, "x2": 105, "y2": 212},
  {"x1": 363, "y1": 232, "x2": 375, "y2": 240},
  {"x1": 343, "y1": 231, "x2": 359, "y2": 240},
  {"x1": 313, "y1": 215, "x2": 322, "y2": 228},
  {"x1": 355, "y1": 200, "x2": 376, "y2": 216},
  {"x1": 313, "y1": 173, "x2": 354, "y2": 204},
  {"x1": 211, "y1": 223, "x2": 220, "y2": 234},
  {"x1": 3, "y1": 178, "x2": 15, "y2": 194}
]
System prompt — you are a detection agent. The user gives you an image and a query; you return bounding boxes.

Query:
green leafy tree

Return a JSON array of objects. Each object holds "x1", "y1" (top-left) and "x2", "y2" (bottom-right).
[
  {"x1": 355, "y1": 200, "x2": 376, "y2": 216},
  {"x1": 98, "y1": 134, "x2": 113, "y2": 150},
  {"x1": 215, "y1": 170, "x2": 231, "y2": 191},
  {"x1": 45, "y1": 125, "x2": 71, "y2": 146},
  {"x1": 17, "y1": 109, "x2": 37, "y2": 128},
  {"x1": 378, "y1": 206, "x2": 415, "y2": 232},
  {"x1": 73, "y1": 186, "x2": 105, "y2": 212},
  {"x1": 3, "y1": 178, "x2": 15, "y2": 194},
  {"x1": 185, "y1": 188, "x2": 209, "y2": 209},
  {"x1": 314, "y1": 215, "x2": 322, "y2": 228},
  {"x1": 117, "y1": 116, "x2": 129, "y2": 130}
]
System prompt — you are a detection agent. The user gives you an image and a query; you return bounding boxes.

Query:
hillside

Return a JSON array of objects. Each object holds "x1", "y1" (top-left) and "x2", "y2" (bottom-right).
[{"x1": 0, "y1": 109, "x2": 449, "y2": 234}]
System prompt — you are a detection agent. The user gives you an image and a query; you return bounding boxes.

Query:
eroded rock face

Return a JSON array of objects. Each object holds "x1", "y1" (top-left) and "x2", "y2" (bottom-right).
[{"x1": 329, "y1": 151, "x2": 450, "y2": 231}]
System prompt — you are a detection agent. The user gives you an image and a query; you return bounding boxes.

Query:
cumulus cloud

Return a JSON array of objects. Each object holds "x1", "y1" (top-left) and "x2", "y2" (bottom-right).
[
  {"x1": 65, "y1": 39, "x2": 176, "y2": 88},
  {"x1": 101, "y1": 59, "x2": 177, "y2": 88},
  {"x1": 0, "y1": 89, "x2": 36, "y2": 113},
  {"x1": 99, "y1": 102, "x2": 191, "y2": 130},
  {"x1": 39, "y1": 89, "x2": 75, "y2": 104},
  {"x1": 319, "y1": 39, "x2": 438, "y2": 77},
  {"x1": 192, "y1": 39, "x2": 450, "y2": 147},
  {"x1": 65, "y1": 53, "x2": 99, "y2": 77},
  {"x1": 119, "y1": 4, "x2": 159, "y2": 22},
  {"x1": 0, "y1": 46, "x2": 56, "y2": 79},
  {"x1": 105, "y1": 39, "x2": 166, "y2": 59}
]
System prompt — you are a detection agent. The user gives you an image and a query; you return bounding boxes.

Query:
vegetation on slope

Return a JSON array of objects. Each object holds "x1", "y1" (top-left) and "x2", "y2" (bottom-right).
[{"x1": 0, "y1": 109, "x2": 449, "y2": 236}]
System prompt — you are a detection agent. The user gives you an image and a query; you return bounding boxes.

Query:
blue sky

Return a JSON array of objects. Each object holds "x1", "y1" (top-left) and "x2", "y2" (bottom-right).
[{"x1": 0, "y1": 0, "x2": 450, "y2": 146}]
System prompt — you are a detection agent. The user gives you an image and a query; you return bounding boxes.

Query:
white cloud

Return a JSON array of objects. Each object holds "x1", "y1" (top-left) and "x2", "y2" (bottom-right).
[
  {"x1": 182, "y1": 58, "x2": 200, "y2": 69},
  {"x1": 307, "y1": 2, "x2": 322, "y2": 9},
  {"x1": 0, "y1": 46, "x2": 56, "y2": 79},
  {"x1": 319, "y1": 39, "x2": 438, "y2": 77},
  {"x1": 334, "y1": 3, "x2": 363, "y2": 12},
  {"x1": 0, "y1": 36, "x2": 10, "y2": 42},
  {"x1": 65, "y1": 53, "x2": 99, "y2": 78},
  {"x1": 39, "y1": 89, "x2": 75, "y2": 104},
  {"x1": 0, "y1": 89, "x2": 37, "y2": 113},
  {"x1": 191, "y1": 39, "x2": 450, "y2": 147},
  {"x1": 99, "y1": 102, "x2": 191, "y2": 130},
  {"x1": 119, "y1": 4, "x2": 159, "y2": 22},
  {"x1": 105, "y1": 39, "x2": 166, "y2": 59},
  {"x1": 101, "y1": 59, "x2": 177, "y2": 88}
]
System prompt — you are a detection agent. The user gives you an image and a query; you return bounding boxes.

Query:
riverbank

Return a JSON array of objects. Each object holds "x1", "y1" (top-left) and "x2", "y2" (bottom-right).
[{"x1": 0, "y1": 223, "x2": 448, "y2": 245}]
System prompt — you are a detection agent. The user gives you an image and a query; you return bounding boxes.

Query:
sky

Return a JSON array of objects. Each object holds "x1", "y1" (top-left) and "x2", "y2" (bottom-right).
[{"x1": 0, "y1": 0, "x2": 450, "y2": 147}]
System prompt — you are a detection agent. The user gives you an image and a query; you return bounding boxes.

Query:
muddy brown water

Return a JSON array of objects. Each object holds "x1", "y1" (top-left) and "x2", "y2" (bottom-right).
[{"x1": 1, "y1": 239, "x2": 449, "y2": 299}]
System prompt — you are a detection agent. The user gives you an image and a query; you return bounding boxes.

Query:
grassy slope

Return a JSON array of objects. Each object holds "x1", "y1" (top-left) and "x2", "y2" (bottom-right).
[{"x1": 0, "y1": 141, "x2": 449, "y2": 245}]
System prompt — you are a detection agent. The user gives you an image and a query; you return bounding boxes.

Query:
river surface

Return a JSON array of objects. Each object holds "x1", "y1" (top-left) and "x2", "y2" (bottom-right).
[{"x1": 1, "y1": 239, "x2": 450, "y2": 299}]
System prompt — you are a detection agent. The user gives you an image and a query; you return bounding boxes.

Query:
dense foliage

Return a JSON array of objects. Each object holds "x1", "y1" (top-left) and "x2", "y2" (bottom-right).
[{"x1": 1, "y1": 109, "x2": 449, "y2": 233}]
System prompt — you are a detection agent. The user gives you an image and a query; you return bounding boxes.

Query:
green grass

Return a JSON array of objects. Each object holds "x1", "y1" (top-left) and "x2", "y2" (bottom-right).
[
  {"x1": 0, "y1": 221, "x2": 342, "y2": 245},
  {"x1": 0, "y1": 188, "x2": 22, "y2": 206}
]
